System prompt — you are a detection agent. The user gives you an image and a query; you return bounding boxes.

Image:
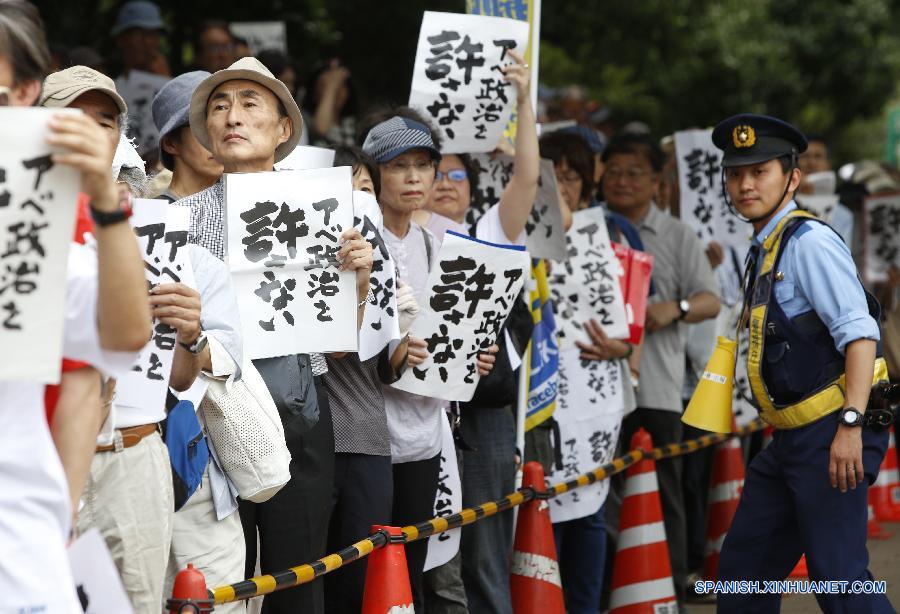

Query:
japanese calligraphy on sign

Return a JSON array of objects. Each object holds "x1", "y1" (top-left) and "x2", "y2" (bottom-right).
[
  {"x1": 353, "y1": 190, "x2": 400, "y2": 361},
  {"x1": 226, "y1": 167, "x2": 357, "y2": 358},
  {"x1": 392, "y1": 231, "x2": 529, "y2": 401},
  {"x1": 549, "y1": 208, "x2": 629, "y2": 349},
  {"x1": 464, "y1": 154, "x2": 565, "y2": 259},
  {"x1": 116, "y1": 200, "x2": 194, "y2": 411},
  {"x1": 0, "y1": 108, "x2": 80, "y2": 383},
  {"x1": 863, "y1": 193, "x2": 900, "y2": 283},
  {"x1": 409, "y1": 11, "x2": 529, "y2": 154},
  {"x1": 675, "y1": 129, "x2": 742, "y2": 249},
  {"x1": 424, "y1": 411, "x2": 462, "y2": 571},
  {"x1": 547, "y1": 347, "x2": 625, "y2": 524},
  {"x1": 114, "y1": 70, "x2": 169, "y2": 156},
  {"x1": 796, "y1": 193, "x2": 839, "y2": 224}
]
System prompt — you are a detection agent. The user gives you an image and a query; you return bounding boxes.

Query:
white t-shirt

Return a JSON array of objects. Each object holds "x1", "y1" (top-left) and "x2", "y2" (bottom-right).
[
  {"x1": 383, "y1": 207, "x2": 526, "y2": 464},
  {"x1": 382, "y1": 221, "x2": 445, "y2": 464},
  {"x1": 0, "y1": 243, "x2": 138, "y2": 612}
]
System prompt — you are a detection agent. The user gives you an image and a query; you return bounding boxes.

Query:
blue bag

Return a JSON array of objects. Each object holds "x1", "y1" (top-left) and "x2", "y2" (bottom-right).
[{"x1": 163, "y1": 398, "x2": 209, "y2": 511}]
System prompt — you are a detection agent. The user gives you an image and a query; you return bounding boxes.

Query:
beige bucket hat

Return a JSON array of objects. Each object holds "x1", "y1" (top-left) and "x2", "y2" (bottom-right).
[
  {"x1": 188, "y1": 56, "x2": 303, "y2": 163},
  {"x1": 40, "y1": 65, "x2": 128, "y2": 114}
]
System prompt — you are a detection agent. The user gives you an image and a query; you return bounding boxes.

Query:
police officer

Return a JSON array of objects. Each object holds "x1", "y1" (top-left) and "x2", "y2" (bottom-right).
[{"x1": 711, "y1": 114, "x2": 894, "y2": 613}]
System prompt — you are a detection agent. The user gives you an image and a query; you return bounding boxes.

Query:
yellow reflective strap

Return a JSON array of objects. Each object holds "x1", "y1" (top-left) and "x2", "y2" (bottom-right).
[{"x1": 747, "y1": 210, "x2": 886, "y2": 429}]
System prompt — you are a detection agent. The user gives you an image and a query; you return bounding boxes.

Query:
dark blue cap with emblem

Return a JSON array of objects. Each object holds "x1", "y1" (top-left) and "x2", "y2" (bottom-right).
[{"x1": 712, "y1": 113, "x2": 808, "y2": 168}]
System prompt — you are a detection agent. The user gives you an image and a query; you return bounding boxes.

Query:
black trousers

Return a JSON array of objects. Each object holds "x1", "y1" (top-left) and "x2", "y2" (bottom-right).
[
  {"x1": 392, "y1": 454, "x2": 441, "y2": 613},
  {"x1": 682, "y1": 422, "x2": 715, "y2": 573},
  {"x1": 240, "y1": 379, "x2": 335, "y2": 614},
  {"x1": 324, "y1": 452, "x2": 394, "y2": 614}
]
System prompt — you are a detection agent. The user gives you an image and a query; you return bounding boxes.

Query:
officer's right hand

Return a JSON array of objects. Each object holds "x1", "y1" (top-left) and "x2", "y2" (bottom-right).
[{"x1": 829, "y1": 425, "x2": 864, "y2": 492}]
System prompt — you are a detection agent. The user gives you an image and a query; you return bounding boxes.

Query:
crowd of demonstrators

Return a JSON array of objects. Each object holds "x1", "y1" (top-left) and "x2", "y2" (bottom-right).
[{"x1": 5, "y1": 1, "x2": 900, "y2": 614}]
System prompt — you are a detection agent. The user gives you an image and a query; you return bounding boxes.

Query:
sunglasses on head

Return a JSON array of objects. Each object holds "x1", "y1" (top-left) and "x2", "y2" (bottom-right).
[{"x1": 436, "y1": 169, "x2": 467, "y2": 183}]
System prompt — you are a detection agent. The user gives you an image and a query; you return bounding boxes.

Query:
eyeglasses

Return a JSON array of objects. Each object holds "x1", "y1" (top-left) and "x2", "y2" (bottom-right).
[
  {"x1": 383, "y1": 159, "x2": 436, "y2": 175},
  {"x1": 605, "y1": 167, "x2": 653, "y2": 182},
  {"x1": 555, "y1": 173, "x2": 582, "y2": 185},
  {"x1": 436, "y1": 169, "x2": 468, "y2": 183}
]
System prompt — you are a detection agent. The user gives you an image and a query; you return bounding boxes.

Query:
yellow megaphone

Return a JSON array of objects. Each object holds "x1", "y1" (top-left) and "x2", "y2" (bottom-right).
[{"x1": 682, "y1": 336, "x2": 736, "y2": 433}]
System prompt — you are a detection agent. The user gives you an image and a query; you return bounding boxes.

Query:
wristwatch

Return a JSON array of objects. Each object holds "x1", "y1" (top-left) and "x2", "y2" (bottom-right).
[
  {"x1": 90, "y1": 189, "x2": 133, "y2": 227},
  {"x1": 839, "y1": 407, "x2": 864, "y2": 427},
  {"x1": 179, "y1": 333, "x2": 208, "y2": 355},
  {"x1": 677, "y1": 299, "x2": 690, "y2": 321}
]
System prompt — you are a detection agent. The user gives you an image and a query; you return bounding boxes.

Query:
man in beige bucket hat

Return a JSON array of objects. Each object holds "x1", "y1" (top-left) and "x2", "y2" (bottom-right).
[{"x1": 173, "y1": 57, "x2": 373, "y2": 614}]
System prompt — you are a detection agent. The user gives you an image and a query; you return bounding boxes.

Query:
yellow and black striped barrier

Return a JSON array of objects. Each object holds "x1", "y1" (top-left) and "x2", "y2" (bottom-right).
[{"x1": 208, "y1": 418, "x2": 766, "y2": 605}]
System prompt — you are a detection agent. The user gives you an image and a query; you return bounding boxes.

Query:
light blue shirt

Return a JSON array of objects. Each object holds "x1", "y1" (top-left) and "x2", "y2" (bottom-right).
[{"x1": 752, "y1": 201, "x2": 879, "y2": 354}]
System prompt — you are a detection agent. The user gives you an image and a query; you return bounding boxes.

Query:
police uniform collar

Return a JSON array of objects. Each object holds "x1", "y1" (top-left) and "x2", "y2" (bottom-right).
[{"x1": 753, "y1": 201, "x2": 798, "y2": 246}]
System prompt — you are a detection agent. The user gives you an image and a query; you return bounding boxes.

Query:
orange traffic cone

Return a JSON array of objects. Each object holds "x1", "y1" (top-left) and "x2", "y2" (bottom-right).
[
  {"x1": 166, "y1": 563, "x2": 213, "y2": 613},
  {"x1": 609, "y1": 429, "x2": 677, "y2": 613},
  {"x1": 362, "y1": 525, "x2": 414, "y2": 614},
  {"x1": 510, "y1": 461, "x2": 565, "y2": 614},
  {"x1": 702, "y1": 434, "x2": 745, "y2": 581},
  {"x1": 789, "y1": 555, "x2": 808, "y2": 578},
  {"x1": 870, "y1": 426, "x2": 900, "y2": 522},
  {"x1": 868, "y1": 502, "x2": 894, "y2": 540}
]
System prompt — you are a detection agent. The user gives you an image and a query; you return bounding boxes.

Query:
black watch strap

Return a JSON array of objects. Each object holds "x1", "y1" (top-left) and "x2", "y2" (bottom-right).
[{"x1": 90, "y1": 206, "x2": 130, "y2": 227}]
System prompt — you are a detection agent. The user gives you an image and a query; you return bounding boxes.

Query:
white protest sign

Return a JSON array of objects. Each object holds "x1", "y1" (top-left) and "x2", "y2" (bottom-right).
[
  {"x1": 116, "y1": 200, "x2": 194, "y2": 411},
  {"x1": 0, "y1": 107, "x2": 80, "y2": 384},
  {"x1": 804, "y1": 170, "x2": 837, "y2": 196},
  {"x1": 275, "y1": 145, "x2": 335, "y2": 171},
  {"x1": 115, "y1": 70, "x2": 170, "y2": 156},
  {"x1": 68, "y1": 528, "x2": 133, "y2": 613},
  {"x1": 464, "y1": 154, "x2": 565, "y2": 259},
  {"x1": 675, "y1": 129, "x2": 742, "y2": 248},
  {"x1": 392, "y1": 231, "x2": 529, "y2": 401},
  {"x1": 547, "y1": 347, "x2": 625, "y2": 524},
  {"x1": 409, "y1": 11, "x2": 529, "y2": 154},
  {"x1": 230, "y1": 21, "x2": 288, "y2": 55},
  {"x1": 353, "y1": 191, "x2": 400, "y2": 360},
  {"x1": 424, "y1": 411, "x2": 462, "y2": 571},
  {"x1": 226, "y1": 167, "x2": 357, "y2": 358},
  {"x1": 864, "y1": 193, "x2": 900, "y2": 283},
  {"x1": 796, "y1": 193, "x2": 839, "y2": 223},
  {"x1": 549, "y1": 208, "x2": 629, "y2": 349},
  {"x1": 718, "y1": 302, "x2": 757, "y2": 429}
]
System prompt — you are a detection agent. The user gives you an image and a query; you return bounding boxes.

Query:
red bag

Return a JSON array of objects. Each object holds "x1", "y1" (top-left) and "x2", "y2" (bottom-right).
[{"x1": 612, "y1": 242, "x2": 654, "y2": 345}]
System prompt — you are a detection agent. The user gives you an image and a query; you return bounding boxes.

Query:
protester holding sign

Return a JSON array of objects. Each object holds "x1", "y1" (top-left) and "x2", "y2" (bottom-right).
[
  {"x1": 322, "y1": 146, "x2": 398, "y2": 614},
  {"x1": 411, "y1": 47, "x2": 538, "y2": 614},
  {"x1": 362, "y1": 111, "x2": 499, "y2": 611},
  {"x1": 0, "y1": 3, "x2": 149, "y2": 610},
  {"x1": 537, "y1": 129, "x2": 646, "y2": 614},
  {"x1": 173, "y1": 56, "x2": 372, "y2": 614},
  {"x1": 603, "y1": 132, "x2": 720, "y2": 607}
]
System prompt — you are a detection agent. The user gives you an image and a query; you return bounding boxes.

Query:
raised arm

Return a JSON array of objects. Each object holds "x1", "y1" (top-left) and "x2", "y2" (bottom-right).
[{"x1": 497, "y1": 50, "x2": 540, "y2": 243}]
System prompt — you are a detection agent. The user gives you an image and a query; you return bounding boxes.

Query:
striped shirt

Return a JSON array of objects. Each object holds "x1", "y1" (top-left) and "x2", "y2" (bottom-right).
[{"x1": 173, "y1": 177, "x2": 327, "y2": 375}]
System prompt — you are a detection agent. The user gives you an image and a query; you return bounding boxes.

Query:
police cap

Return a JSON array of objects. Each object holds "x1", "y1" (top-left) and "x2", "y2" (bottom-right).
[{"x1": 711, "y1": 113, "x2": 807, "y2": 168}]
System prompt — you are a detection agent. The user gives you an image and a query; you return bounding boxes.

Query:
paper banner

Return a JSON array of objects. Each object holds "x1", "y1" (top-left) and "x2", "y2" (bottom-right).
[
  {"x1": 0, "y1": 107, "x2": 80, "y2": 383},
  {"x1": 549, "y1": 207, "x2": 629, "y2": 349},
  {"x1": 226, "y1": 167, "x2": 358, "y2": 358},
  {"x1": 392, "y1": 231, "x2": 529, "y2": 401},
  {"x1": 409, "y1": 11, "x2": 529, "y2": 154}
]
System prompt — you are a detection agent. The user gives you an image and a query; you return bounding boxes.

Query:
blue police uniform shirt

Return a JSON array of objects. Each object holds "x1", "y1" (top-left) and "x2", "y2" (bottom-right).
[{"x1": 752, "y1": 201, "x2": 879, "y2": 354}]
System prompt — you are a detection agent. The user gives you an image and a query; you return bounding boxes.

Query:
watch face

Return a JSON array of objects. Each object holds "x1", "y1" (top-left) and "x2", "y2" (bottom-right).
[{"x1": 843, "y1": 410, "x2": 859, "y2": 424}]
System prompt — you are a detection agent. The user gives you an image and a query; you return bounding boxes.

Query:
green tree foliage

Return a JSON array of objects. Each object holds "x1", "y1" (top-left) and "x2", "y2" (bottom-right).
[{"x1": 540, "y1": 0, "x2": 900, "y2": 159}]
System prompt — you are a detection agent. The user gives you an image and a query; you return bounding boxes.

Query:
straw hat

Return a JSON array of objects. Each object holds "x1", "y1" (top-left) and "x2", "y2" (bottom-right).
[{"x1": 188, "y1": 56, "x2": 303, "y2": 163}]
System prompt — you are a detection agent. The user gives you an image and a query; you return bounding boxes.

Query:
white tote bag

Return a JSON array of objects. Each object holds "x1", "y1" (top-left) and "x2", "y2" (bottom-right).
[{"x1": 199, "y1": 338, "x2": 292, "y2": 503}]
